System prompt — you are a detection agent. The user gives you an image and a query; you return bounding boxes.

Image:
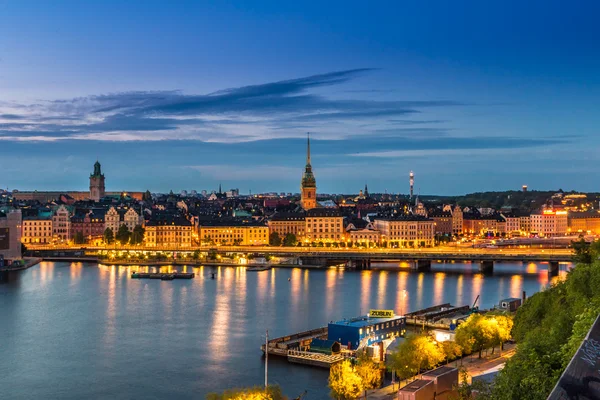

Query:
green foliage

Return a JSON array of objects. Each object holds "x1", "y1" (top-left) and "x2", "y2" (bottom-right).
[
  {"x1": 455, "y1": 314, "x2": 496, "y2": 358},
  {"x1": 388, "y1": 334, "x2": 445, "y2": 379},
  {"x1": 328, "y1": 360, "x2": 363, "y2": 400},
  {"x1": 489, "y1": 262, "x2": 600, "y2": 399},
  {"x1": 103, "y1": 227, "x2": 114, "y2": 244},
  {"x1": 116, "y1": 224, "x2": 131, "y2": 244},
  {"x1": 130, "y1": 225, "x2": 145, "y2": 245},
  {"x1": 354, "y1": 353, "x2": 382, "y2": 392},
  {"x1": 269, "y1": 232, "x2": 281, "y2": 246},
  {"x1": 206, "y1": 385, "x2": 285, "y2": 400},
  {"x1": 73, "y1": 231, "x2": 86, "y2": 245}
]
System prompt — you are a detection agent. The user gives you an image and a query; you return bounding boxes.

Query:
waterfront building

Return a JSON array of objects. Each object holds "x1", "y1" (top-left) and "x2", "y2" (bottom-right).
[
  {"x1": 451, "y1": 205, "x2": 463, "y2": 235},
  {"x1": 328, "y1": 314, "x2": 406, "y2": 349},
  {"x1": 300, "y1": 134, "x2": 317, "y2": 210},
  {"x1": 70, "y1": 211, "x2": 106, "y2": 241},
  {"x1": 199, "y1": 220, "x2": 269, "y2": 246},
  {"x1": 52, "y1": 205, "x2": 71, "y2": 241},
  {"x1": 305, "y1": 208, "x2": 344, "y2": 242},
  {"x1": 569, "y1": 211, "x2": 600, "y2": 234},
  {"x1": 501, "y1": 213, "x2": 522, "y2": 236},
  {"x1": 89, "y1": 161, "x2": 106, "y2": 202},
  {"x1": 530, "y1": 209, "x2": 568, "y2": 237},
  {"x1": 462, "y1": 214, "x2": 505, "y2": 236},
  {"x1": 268, "y1": 212, "x2": 306, "y2": 240},
  {"x1": 21, "y1": 215, "x2": 53, "y2": 244},
  {"x1": 105, "y1": 206, "x2": 142, "y2": 234},
  {"x1": 144, "y1": 214, "x2": 192, "y2": 247},
  {"x1": 429, "y1": 211, "x2": 453, "y2": 235},
  {"x1": 373, "y1": 215, "x2": 435, "y2": 247},
  {"x1": 0, "y1": 209, "x2": 22, "y2": 260}
]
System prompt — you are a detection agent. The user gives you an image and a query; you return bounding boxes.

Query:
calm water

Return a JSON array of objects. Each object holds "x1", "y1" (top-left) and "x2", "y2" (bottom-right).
[{"x1": 0, "y1": 261, "x2": 570, "y2": 399}]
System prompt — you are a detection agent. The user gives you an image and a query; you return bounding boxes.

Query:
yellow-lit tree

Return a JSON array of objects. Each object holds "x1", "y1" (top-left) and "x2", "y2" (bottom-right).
[
  {"x1": 388, "y1": 334, "x2": 444, "y2": 380},
  {"x1": 206, "y1": 385, "x2": 285, "y2": 400},
  {"x1": 440, "y1": 340, "x2": 462, "y2": 365},
  {"x1": 329, "y1": 360, "x2": 364, "y2": 400},
  {"x1": 354, "y1": 353, "x2": 382, "y2": 399}
]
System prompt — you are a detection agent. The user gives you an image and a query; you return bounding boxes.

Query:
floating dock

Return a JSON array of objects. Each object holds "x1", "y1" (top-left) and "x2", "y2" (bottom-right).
[
  {"x1": 261, "y1": 327, "x2": 328, "y2": 357},
  {"x1": 247, "y1": 265, "x2": 271, "y2": 271},
  {"x1": 131, "y1": 272, "x2": 195, "y2": 280},
  {"x1": 405, "y1": 303, "x2": 470, "y2": 329},
  {"x1": 287, "y1": 350, "x2": 345, "y2": 368}
]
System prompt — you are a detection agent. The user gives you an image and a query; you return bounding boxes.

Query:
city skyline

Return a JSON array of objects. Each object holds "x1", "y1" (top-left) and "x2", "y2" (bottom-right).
[{"x1": 2, "y1": 1, "x2": 600, "y2": 194}]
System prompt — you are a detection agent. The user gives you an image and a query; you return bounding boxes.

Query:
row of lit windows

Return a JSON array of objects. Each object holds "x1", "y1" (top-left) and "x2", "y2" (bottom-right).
[{"x1": 358, "y1": 319, "x2": 403, "y2": 335}]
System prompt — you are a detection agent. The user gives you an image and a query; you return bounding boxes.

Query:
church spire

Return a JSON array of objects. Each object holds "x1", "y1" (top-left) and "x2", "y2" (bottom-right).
[{"x1": 306, "y1": 132, "x2": 311, "y2": 166}]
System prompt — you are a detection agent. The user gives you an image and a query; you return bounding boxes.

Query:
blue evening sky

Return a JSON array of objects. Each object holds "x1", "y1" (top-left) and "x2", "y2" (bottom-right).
[{"x1": 1, "y1": 0, "x2": 599, "y2": 195}]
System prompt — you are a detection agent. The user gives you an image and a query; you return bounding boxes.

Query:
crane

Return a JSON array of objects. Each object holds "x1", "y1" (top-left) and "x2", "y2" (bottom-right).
[{"x1": 470, "y1": 294, "x2": 480, "y2": 314}]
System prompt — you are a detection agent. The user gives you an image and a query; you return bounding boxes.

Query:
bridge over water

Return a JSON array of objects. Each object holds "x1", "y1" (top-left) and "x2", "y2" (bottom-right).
[{"x1": 27, "y1": 245, "x2": 573, "y2": 276}]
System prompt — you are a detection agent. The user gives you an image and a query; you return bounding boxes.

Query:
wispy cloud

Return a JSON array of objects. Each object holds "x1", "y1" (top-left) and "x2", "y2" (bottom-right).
[{"x1": 0, "y1": 69, "x2": 469, "y2": 143}]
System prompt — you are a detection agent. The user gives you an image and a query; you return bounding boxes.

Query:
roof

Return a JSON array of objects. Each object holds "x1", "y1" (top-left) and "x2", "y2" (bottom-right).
[
  {"x1": 500, "y1": 297, "x2": 521, "y2": 302},
  {"x1": 269, "y1": 212, "x2": 306, "y2": 222},
  {"x1": 422, "y1": 366, "x2": 457, "y2": 378},
  {"x1": 310, "y1": 339, "x2": 339, "y2": 349},
  {"x1": 306, "y1": 208, "x2": 342, "y2": 218},
  {"x1": 146, "y1": 214, "x2": 192, "y2": 226},
  {"x1": 199, "y1": 218, "x2": 266, "y2": 227},
  {"x1": 330, "y1": 315, "x2": 404, "y2": 329},
  {"x1": 373, "y1": 215, "x2": 432, "y2": 222},
  {"x1": 399, "y1": 379, "x2": 433, "y2": 392}
]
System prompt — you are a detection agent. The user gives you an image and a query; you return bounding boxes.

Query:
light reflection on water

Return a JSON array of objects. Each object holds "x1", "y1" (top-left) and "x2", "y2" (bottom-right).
[{"x1": 0, "y1": 260, "x2": 572, "y2": 400}]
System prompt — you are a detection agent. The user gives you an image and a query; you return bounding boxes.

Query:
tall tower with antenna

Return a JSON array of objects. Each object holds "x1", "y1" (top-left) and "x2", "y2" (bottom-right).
[{"x1": 409, "y1": 171, "x2": 414, "y2": 200}]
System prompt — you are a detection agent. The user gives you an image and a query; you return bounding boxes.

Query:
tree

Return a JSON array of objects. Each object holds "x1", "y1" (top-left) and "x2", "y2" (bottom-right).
[
  {"x1": 441, "y1": 341, "x2": 462, "y2": 365},
  {"x1": 269, "y1": 232, "x2": 281, "y2": 246},
  {"x1": 571, "y1": 238, "x2": 592, "y2": 264},
  {"x1": 206, "y1": 385, "x2": 285, "y2": 400},
  {"x1": 455, "y1": 314, "x2": 496, "y2": 358},
  {"x1": 388, "y1": 334, "x2": 444, "y2": 379},
  {"x1": 329, "y1": 360, "x2": 363, "y2": 400},
  {"x1": 202, "y1": 235, "x2": 215, "y2": 246},
  {"x1": 116, "y1": 224, "x2": 131, "y2": 244},
  {"x1": 130, "y1": 225, "x2": 145, "y2": 245},
  {"x1": 355, "y1": 353, "x2": 382, "y2": 398},
  {"x1": 283, "y1": 233, "x2": 297, "y2": 247},
  {"x1": 73, "y1": 231, "x2": 86, "y2": 245},
  {"x1": 103, "y1": 227, "x2": 114, "y2": 244}
]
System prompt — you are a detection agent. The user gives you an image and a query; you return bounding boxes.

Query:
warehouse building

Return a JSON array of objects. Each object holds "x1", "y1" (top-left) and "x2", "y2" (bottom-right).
[{"x1": 327, "y1": 310, "x2": 406, "y2": 350}]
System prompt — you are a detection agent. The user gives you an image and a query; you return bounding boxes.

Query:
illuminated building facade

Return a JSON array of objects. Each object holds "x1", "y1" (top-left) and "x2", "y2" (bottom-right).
[
  {"x1": 305, "y1": 208, "x2": 344, "y2": 242},
  {"x1": 373, "y1": 216, "x2": 435, "y2": 247},
  {"x1": 568, "y1": 212, "x2": 600, "y2": 234},
  {"x1": 268, "y1": 212, "x2": 306, "y2": 240},
  {"x1": 21, "y1": 216, "x2": 53, "y2": 244},
  {"x1": 144, "y1": 215, "x2": 192, "y2": 247},
  {"x1": 52, "y1": 205, "x2": 71, "y2": 241},
  {"x1": 199, "y1": 222, "x2": 269, "y2": 246},
  {"x1": 530, "y1": 210, "x2": 568, "y2": 237}
]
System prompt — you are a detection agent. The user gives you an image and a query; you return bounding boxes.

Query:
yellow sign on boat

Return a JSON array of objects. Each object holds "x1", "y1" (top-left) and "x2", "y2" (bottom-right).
[{"x1": 369, "y1": 309, "x2": 394, "y2": 318}]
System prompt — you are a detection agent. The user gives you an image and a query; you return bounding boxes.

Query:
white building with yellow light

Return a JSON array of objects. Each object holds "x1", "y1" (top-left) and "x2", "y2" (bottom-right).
[
  {"x1": 530, "y1": 209, "x2": 568, "y2": 237},
  {"x1": 199, "y1": 221, "x2": 269, "y2": 246},
  {"x1": 144, "y1": 214, "x2": 192, "y2": 247},
  {"x1": 21, "y1": 216, "x2": 53, "y2": 244},
  {"x1": 373, "y1": 215, "x2": 435, "y2": 247}
]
